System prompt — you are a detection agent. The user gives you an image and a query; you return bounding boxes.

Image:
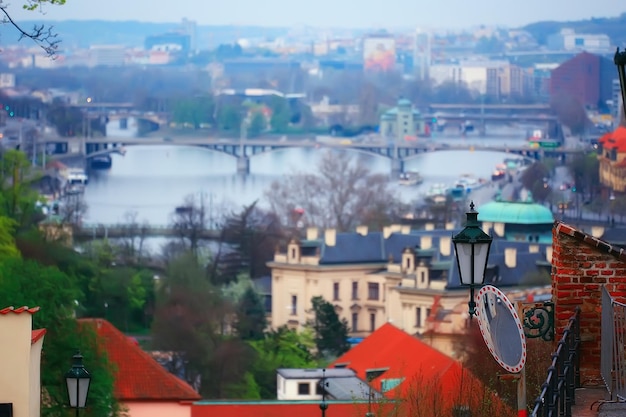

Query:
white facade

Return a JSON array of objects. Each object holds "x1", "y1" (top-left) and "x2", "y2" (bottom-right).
[
  {"x1": 106, "y1": 116, "x2": 140, "y2": 138},
  {"x1": 89, "y1": 45, "x2": 126, "y2": 67},
  {"x1": 276, "y1": 368, "x2": 362, "y2": 401},
  {"x1": 548, "y1": 29, "x2": 611, "y2": 53}
]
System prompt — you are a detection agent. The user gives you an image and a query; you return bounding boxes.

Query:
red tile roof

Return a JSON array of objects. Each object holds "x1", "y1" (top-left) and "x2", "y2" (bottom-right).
[
  {"x1": 0, "y1": 306, "x2": 40, "y2": 314},
  {"x1": 599, "y1": 126, "x2": 626, "y2": 153},
  {"x1": 330, "y1": 323, "x2": 512, "y2": 415},
  {"x1": 31, "y1": 329, "x2": 46, "y2": 344},
  {"x1": 79, "y1": 318, "x2": 201, "y2": 402}
]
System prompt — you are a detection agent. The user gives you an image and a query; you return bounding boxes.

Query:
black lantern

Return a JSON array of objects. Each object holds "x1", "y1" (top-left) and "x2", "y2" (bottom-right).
[
  {"x1": 452, "y1": 201, "x2": 493, "y2": 318},
  {"x1": 65, "y1": 351, "x2": 91, "y2": 417},
  {"x1": 615, "y1": 48, "x2": 626, "y2": 113}
]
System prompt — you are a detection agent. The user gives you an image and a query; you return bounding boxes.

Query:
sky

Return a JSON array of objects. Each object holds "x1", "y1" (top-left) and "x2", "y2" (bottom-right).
[{"x1": 8, "y1": 0, "x2": 626, "y2": 29}]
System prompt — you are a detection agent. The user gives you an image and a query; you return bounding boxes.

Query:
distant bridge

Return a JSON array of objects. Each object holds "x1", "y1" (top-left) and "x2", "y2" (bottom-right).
[
  {"x1": 428, "y1": 103, "x2": 552, "y2": 114},
  {"x1": 41, "y1": 135, "x2": 585, "y2": 174},
  {"x1": 74, "y1": 223, "x2": 222, "y2": 240}
]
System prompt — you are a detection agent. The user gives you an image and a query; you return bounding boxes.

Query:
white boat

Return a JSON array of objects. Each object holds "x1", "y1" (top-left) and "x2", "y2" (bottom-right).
[
  {"x1": 454, "y1": 174, "x2": 486, "y2": 193},
  {"x1": 398, "y1": 171, "x2": 424, "y2": 186},
  {"x1": 67, "y1": 168, "x2": 88, "y2": 185}
]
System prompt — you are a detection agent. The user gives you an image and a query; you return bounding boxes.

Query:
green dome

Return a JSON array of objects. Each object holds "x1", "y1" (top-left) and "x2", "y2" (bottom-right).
[{"x1": 476, "y1": 201, "x2": 554, "y2": 225}]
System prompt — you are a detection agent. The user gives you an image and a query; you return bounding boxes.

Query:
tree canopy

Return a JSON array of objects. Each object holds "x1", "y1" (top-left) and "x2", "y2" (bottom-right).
[
  {"x1": 309, "y1": 296, "x2": 350, "y2": 359},
  {"x1": 265, "y1": 151, "x2": 405, "y2": 232}
]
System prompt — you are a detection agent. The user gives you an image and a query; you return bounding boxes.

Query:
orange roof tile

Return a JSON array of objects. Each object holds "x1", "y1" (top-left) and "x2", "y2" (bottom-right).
[
  {"x1": 31, "y1": 329, "x2": 46, "y2": 344},
  {"x1": 79, "y1": 318, "x2": 201, "y2": 402},
  {"x1": 0, "y1": 306, "x2": 40, "y2": 314},
  {"x1": 600, "y1": 126, "x2": 626, "y2": 153},
  {"x1": 331, "y1": 323, "x2": 458, "y2": 395},
  {"x1": 330, "y1": 323, "x2": 512, "y2": 415}
]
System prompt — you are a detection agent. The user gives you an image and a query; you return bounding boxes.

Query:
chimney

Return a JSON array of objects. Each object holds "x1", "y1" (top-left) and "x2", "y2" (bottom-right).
[
  {"x1": 493, "y1": 222, "x2": 505, "y2": 237},
  {"x1": 546, "y1": 246, "x2": 553, "y2": 263},
  {"x1": 306, "y1": 227, "x2": 319, "y2": 240},
  {"x1": 356, "y1": 225, "x2": 368, "y2": 236},
  {"x1": 505, "y1": 247, "x2": 517, "y2": 268},
  {"x1": 591, "y1": 226, "x2": 605, "y2": 238},
  {"x1": 324, "y1": 229, "x2": 336, "y2": 246},
  {"x1": 439, "y1": 236, "x2": 451, "y2": 256},
  {"x1": 420, "y1": 235, "x2": 432, "y2": 250}
]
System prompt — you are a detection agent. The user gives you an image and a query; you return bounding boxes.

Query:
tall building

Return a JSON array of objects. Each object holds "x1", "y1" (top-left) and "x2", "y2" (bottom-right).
[
  {"x1": 413, "y1": 29, "x2": 431, "y2": 81},
  {"x1": 180, "y1": 18, "x2": 198, "y2": 53},
  {"x1": 550, "y1": 51, "x2": 614, "y2": 108}
]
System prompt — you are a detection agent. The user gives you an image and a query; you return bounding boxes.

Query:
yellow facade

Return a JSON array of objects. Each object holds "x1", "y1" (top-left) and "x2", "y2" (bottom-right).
[{"x1": 269, "y1": 229, "x2": 468, "y2": 348}]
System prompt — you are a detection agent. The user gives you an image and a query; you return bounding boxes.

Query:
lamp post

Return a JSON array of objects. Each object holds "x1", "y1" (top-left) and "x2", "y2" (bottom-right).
[
  {"x1": 452, "y1": 201, "x2": 493, "y2": 318},
  {"x1": 319, "y1": 368, "x2": 328, "y2": 417},
  {"x1": 65, "y1": 351, "x2": 91, "y2": 417},
  {"x1": 614, "y1": 48, "x2": 626, "y2": 112}
]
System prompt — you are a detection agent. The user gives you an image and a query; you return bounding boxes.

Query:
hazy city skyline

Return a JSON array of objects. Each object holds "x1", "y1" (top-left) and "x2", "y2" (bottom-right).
[{"x1": 9, "y1": 0, "x2": 626, "y2": 30}]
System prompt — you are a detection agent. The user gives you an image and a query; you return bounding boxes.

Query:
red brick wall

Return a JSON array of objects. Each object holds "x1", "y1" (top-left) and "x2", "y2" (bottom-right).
[{"x1": 552, "y1": 223, "x2": 626, "y2": 386}]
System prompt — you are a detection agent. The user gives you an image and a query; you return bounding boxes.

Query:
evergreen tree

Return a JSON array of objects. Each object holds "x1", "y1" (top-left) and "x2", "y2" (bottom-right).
[
  {"x1": 310, "y1": 296, "x2": 350, "y2": 359},
  {"x1": 235, "y1": 286, "x2": 267, "y2": 340}
]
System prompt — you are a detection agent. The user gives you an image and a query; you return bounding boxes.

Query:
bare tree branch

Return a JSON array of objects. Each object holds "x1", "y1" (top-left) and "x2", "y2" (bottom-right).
[{"x1": 0, "y1": 1, "x2": 62, "y2": 57}]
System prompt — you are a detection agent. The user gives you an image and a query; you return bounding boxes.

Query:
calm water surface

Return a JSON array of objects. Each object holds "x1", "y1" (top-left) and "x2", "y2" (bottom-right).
[{"x1": 82, "y1": 129, "x2": 531, "y2": 225}]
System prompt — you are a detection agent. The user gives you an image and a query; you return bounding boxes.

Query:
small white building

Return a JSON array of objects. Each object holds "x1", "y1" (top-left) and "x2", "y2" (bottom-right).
[
  {"x1": 379, "y1": 98, "x2": 426, "y2": 141},
  {"x1": 276, "y1": 368, "x2": 382, "y2": 401}
]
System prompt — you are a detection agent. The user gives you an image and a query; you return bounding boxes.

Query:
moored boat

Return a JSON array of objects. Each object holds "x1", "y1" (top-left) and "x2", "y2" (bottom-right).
[{"x1": 399, "y1": 171, "x2": 424, "y2": 186}]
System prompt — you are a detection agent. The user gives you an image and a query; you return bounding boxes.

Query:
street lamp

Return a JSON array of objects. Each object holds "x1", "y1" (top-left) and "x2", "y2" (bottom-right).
[
  {"x1": 65, "y1": 351, "x2": 91, "y2": 417},
  {"x1": 452, "y1": 201, "x2": 493, "y2": 318},
  {"x1": 614, "y1": 48, "x2": 626, "y2": 112},
  {"x1": 319, "y1": 368, "x2": 328, "y2": 417}
]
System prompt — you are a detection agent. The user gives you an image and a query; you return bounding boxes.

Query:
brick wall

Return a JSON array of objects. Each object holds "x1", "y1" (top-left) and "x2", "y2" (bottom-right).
[{"x1": 552, "y1": 222, "x2": 626, "y2": 386}]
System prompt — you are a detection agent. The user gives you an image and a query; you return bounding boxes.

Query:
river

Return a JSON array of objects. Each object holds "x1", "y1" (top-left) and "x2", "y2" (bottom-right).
[{"x1": 81, "y1": 126, "x2": 533, "y2": 226}]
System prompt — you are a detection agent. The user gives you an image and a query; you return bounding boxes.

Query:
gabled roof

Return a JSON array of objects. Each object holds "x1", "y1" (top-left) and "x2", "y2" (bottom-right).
[
  {"x1": 330, "y1": 323, "x2": 512, "y2": 415},
  {"x1": 330, "y1": 322, "x2": 458, "y2": 397},
  {"x1": 79, "y1": 318, "x2": 201, "y2": 402}
]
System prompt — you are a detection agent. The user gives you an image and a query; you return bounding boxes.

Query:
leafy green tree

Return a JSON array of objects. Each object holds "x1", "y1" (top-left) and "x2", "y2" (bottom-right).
[
  {"x1": 172, "y1": 96, "x2": 214, "y2": 129},
  {"x1": 309, "y1": 296, "x2": 350, "y2": 359},
  {"x1": 0, "y1": 257, "x2": 120, "y2": 417},
  {"x1": 268, "y1": 97, "x2": 291, "y2": 132},
  {"x1": 248, "y1": 326, "x2": 317, "y2": 398},
  {"x1": 217, "y1": 105, "x2": 242, "y2": 132},
  {"x1": 151, "y1": 253, "x2": 256, "y2": 398},
  {"x1": 235, "y1": 286, "x2": 267, "y2": 340},
  {"x1": 247, "y1": 111, "x2": 267, "y2": 137},
  {"x1": 0, "y1": 150, "x2": 43, "y2": 229},
  {"x1": 0, "y1": 216, "x2": 19, "y2": 260}
]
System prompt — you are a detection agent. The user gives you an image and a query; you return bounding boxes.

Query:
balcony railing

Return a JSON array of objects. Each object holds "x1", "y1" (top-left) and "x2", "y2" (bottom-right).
[
  {"x1": 601, "y1": 286, "x2": 626, "y2": 401},
  {"x1": 530, "y1": 307, "x2": 581, "y2": 417}
]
